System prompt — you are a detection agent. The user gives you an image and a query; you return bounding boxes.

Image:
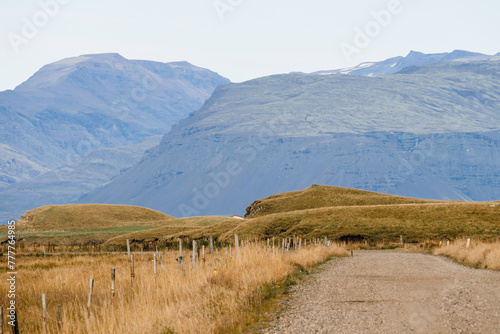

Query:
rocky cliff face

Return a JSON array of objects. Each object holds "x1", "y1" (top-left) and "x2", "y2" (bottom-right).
[{"x1": 80, "y1": 60, "x2": 500, "y2": 217}]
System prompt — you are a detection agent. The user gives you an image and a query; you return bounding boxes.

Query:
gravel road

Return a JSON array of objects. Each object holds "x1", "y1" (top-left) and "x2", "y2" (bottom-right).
[{"x1": 258, "y1": 251, "x2": 500, "y2": 334}]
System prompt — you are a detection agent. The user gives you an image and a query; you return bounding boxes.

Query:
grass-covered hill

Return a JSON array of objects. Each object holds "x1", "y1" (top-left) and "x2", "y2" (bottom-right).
[
  {"x1": 1, "y1": 204, "x2": 173, "y2": 244},
  {"x1": 245, "y1": 185, "x2": 436, "y2": 217}
]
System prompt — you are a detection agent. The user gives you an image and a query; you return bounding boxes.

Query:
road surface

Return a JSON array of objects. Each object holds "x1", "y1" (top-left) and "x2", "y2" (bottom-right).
[{"x1": 259, "y1": 251, "x2": 500, "y2": 334}]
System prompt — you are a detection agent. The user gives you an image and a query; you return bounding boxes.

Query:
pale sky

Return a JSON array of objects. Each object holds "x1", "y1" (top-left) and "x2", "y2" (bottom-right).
[{"x1": 1, "y1": 0, "x2": 499, "y2": 91}]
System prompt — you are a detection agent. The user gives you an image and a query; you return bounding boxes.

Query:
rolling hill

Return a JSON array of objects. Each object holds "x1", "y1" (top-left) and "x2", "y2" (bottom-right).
[
  {"x1": 245, "y1": 185, "x2": 436, "y2": 218},
  {"x1": 1, "y1": 204, "x2": 173, "y2": 244}
]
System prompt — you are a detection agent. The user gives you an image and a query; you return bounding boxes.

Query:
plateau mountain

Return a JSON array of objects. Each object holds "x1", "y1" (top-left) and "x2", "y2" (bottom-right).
[{"x1": 80, "y1": 59, "x2": 500, "y2": 217}]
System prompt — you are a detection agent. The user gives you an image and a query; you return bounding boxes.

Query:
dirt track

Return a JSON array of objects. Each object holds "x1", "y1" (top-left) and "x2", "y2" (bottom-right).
[{"x1": 259, "y1": 251, "x2": 500, "y2": 334}]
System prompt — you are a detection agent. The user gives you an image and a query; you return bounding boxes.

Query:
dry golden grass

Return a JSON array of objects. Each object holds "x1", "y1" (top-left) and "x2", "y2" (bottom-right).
[
  {"x1": 0, "y1": 243, "x2": 345, "y2": 333},
  {"x1": 433, "y1": 239, "x2": 500, "y2": 270}
]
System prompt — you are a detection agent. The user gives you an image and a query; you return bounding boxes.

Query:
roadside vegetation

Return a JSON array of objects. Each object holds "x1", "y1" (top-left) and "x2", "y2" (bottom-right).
[
  {"x1": 0, "y1": 241, "x2": 346, "y2": 333},
  {"x1": 433, "y1": 239, "x2": 500, "y2": 270}
]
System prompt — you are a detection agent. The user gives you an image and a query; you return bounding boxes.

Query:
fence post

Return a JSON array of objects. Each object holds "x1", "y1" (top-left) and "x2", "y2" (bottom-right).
[
  {"x1": 56, "y1": 304, "x2": 63, "y2": 331},
  {"x1": 235, "y1": 234, "x2": 239, "y2": 254},
  {"x1": 12, "y1": 310, "x2": 19, "y2": 334},
  {"x1": 127, "y1": 239, "x2": 131, "y2": 258},
  {"x1": 111, "y1": 268, "x2": 116, "y2": 298},
  {"x1": 42, "y1": 293, "x2": 47, "y2": 333},
  {"x1": 466, "y1": 238, "x2": 471, "y2": 248},
  {"x1": 209, "y1": 236, "x2": 214, "y2": 254},
  {"x1": 400, "y1": 235, "x2": 403, "y2": 245},
  {"x1": 0, "y1": 305, "x2": 3, "y2": 334},
  {"x1": 202, "y1": 245, "x2": 206, "y2": 265},
  {"x1": 178, "y1": 238, "x2": 183, "y2": 257},
  {"x1": 192, "y1": 240, "x2": 197, "y2": 267},
  {"x1": 87, "y1": 278, "x2": 94, "y2": 316}
]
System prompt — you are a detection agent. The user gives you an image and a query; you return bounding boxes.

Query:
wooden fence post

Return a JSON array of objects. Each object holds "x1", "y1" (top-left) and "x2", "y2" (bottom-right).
[
  {"x1": 178, "y1": 238, "x2": 183, "y2": 257},
  {"x1": 87, "y1": 279, "x2": 94, "y2": 316},
  {"x1": 111, "y1": 268, "x2": 116, "y2": 298},
  {"x1": 202, "y1": 245, "x2": 206, "y2": 265},
  {"x1": 192, "y1": 240, "x2": 197, "y2": 267},
  {"x1": 12, "y1": 310, "x2": 19, "y2": 334},
  {"x1": 466, "y1": 238, "x2": 471, "y2": 248},
  {"x1": 0, "y1": 305, "x2": 3, "y2": 334},
  {"x1": 56, "y1": 305, "x2": 63, "y2": 331},
  {"x1": 235, "y1": 234, "x2": 239, "y2": 254},
  {"x1": 209, "y1": 236, "x2": 214, "y2": 254},
  {"x1": 42, "y1": 293, "x2": 47, "y2": 333},
  {"x1": 127, "y1": 239, "x2": 131, "y2": 258}
]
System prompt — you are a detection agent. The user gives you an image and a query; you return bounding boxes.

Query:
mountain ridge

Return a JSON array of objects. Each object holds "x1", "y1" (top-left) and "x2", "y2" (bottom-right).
[
  {"x1": 0, "y1": 53, "x2": 230, "y2": 220},
  {"x1": 80, "y1": 59, "x2": 500, "y2": 217}
]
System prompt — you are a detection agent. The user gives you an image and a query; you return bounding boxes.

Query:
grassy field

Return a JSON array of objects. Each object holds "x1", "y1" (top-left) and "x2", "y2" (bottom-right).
[{"x1": 0, "y1": 242, "x2": 346, "y2": 333}]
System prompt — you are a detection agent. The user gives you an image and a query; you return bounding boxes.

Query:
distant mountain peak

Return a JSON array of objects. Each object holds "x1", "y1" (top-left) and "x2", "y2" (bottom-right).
[{"x1": 309, "y1": 50, "x2": 497, "y2": 78}]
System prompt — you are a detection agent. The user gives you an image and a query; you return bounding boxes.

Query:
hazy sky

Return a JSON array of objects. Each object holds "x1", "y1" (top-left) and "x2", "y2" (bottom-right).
[{"x1": 1, "y1": 0, "x2": 499, "y2": 91}]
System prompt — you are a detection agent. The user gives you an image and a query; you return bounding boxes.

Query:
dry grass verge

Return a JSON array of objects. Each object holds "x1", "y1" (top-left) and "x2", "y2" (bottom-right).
[
  {"x1": 0, "y1": 243, "x2": 345, "y2": 333},
  {"x1": 433, "y1": 239, "x2": 500, "y2": 270}
]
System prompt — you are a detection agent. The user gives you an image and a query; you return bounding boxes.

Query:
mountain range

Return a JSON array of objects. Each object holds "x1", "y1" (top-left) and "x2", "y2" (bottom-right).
[
  {"x1": 2, "y1": 50, "x2": 499, "y2": 220},
  {"x1": 80, "y1": 56, "x2": 500, "y2": 217}
]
